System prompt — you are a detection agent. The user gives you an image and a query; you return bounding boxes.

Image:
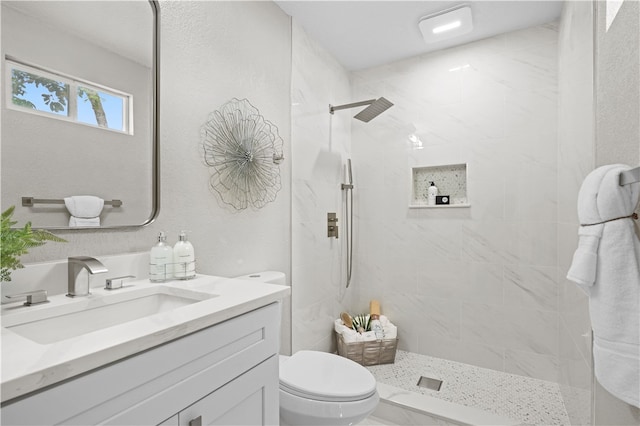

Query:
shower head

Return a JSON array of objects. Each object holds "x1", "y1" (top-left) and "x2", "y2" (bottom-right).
[
  {"x1": 329, "y1": 97, "x2": 394, "y2": 122},
  {"x1": 354, "y1": 97, "x2": 394, "y2": 122}
]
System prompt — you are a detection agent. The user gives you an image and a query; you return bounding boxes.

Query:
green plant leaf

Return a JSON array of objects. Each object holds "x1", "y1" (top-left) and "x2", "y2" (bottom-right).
[{"x1": 1, "y1": 206, "x2": 66, "y2": 282}]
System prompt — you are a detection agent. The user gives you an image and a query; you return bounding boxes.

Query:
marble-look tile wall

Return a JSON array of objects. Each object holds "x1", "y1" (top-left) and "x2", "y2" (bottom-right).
[
  {"x1": 557, "y1": 1, "x2": 594, "y2": 425},
  {"x1": 290, "y1": 22, "x2": 355, "y2": 353},
  {"x1": 350, "y1": 23, "x2": 561, "y2": 381}
]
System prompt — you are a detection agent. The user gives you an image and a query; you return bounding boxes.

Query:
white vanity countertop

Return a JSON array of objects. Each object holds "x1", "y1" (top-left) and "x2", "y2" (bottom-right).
[{"x1": 1, "y1": 275, "x2": 290, "y2": 402}]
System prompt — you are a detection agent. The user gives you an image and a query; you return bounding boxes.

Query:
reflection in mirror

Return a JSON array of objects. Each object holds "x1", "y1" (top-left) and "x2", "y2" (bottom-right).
[{"x1": 1, "y1": 1, "x2": 158, "y2": 229}]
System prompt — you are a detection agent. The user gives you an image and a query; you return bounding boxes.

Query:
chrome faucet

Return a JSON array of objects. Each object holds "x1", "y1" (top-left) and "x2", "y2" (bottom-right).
[{"x1": 67, "y1": 256, "x2": 108, "y2": 297}]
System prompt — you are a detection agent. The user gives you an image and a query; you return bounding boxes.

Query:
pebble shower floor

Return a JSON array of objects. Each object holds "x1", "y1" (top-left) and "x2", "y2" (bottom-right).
[{"x1": 366, "y1": 350, "x2": 573, "y2": 425}]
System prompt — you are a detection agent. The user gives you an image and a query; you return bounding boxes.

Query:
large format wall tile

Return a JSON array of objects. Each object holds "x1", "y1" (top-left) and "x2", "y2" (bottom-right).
[
  {"x1": 352, "y1": 22, "x2": 561, "y2": 381},
  {"x1": 291, "y1": 22, "x2": 353, "y2": 352}
]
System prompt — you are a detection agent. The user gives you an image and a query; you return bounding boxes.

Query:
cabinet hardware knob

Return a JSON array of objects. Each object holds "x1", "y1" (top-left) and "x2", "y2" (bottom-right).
[{"x1": 189, "y1": 415, "x2": 202, "y2": 426}]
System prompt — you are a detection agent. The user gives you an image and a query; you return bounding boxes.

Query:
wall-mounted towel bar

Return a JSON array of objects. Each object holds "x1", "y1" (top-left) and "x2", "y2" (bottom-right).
[
  {"x1": 619, "y1": 167, "x2": 640, "y2": 186},
  {"x1": 22, "y1": 197, "x2": 123, "y2": 207}
]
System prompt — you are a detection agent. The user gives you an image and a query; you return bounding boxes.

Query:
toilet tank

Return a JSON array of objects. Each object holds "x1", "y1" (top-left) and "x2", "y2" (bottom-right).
[{"x1": 234, "y1": 271, "x2": 286, "y2": 285}]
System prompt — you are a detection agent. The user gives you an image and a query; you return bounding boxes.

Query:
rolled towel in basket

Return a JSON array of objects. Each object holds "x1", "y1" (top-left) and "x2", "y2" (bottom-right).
[
  {"x1": 383, "y1": 324, "x2": 398, "y2": 339},
  {"x1": 335, "y1": 319, "x2": 360, "y2": 343},
  {"x1": 334, "y1": 318, "x2": 350, "y2": 334},
  {"x1": 335, "y1": 316, "x2": 397, "y2": 341},
  {"x1": 361, "y1": 331, "x2": 377, "y2": 341}
]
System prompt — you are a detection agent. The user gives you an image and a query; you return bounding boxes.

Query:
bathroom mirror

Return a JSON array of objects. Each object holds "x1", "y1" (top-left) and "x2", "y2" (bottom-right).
[{"x1": 1, "y1": 0, "x2": 158, "y2": 229}]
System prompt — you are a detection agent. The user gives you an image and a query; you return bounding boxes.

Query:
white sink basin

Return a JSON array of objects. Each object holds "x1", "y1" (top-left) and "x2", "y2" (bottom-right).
[{"x1": 2, "y1": 285, "x2": 216, "y2": 344}]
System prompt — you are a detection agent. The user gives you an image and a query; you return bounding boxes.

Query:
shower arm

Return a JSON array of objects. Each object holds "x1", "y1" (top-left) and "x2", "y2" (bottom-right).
[{"x1": 329, "y1": 99, "x2": 376, "y2": 114}]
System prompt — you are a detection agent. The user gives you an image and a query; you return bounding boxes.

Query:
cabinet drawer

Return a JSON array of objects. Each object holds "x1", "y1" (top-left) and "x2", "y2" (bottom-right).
[{"x1": 2, "y1": 302, "x2": 280, "y2": 426}]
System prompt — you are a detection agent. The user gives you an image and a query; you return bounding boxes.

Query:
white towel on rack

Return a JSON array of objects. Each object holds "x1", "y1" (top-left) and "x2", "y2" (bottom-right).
[
  {"x1": 64, "y1": 196, "x2": 104, "y2": 227},
  {"x1": 567, "y1": 164, "x2": 640, "y2": 408}
]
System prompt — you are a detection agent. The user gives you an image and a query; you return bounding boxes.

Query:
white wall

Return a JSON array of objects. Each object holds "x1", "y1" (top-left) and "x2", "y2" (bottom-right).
[
  {"x1": 5, "y1": 1, "x2": 293, "y2": 353},
  {"x1": 594, "y1": 0, "x2": 640, "y2": 424},
  {"x1": 351, "y1": 23, "x2": 561, "y2": 381},
  {"x1": 290, "y1": 22, "x2": 354, "y2": 353},
  {"x1": 557, "y1": 1, "x2": 594, "y2": 424}
]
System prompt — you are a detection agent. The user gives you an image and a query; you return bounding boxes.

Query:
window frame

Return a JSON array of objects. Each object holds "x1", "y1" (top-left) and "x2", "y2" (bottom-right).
[{"x1": 5, "y1": 57, "x2": 134, "y2": 135}]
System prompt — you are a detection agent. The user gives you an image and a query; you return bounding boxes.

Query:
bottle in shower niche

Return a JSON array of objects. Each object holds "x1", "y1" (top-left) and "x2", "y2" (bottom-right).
[
  {"x1": 427, "y1": 181, "x2": 438, "y2": 205},
  {"x1": 173, "y1": 230, "x2": 196, "y2": 279},
  {"x1": 150, "y1": 231, "x2": 173, "y2": 282}
]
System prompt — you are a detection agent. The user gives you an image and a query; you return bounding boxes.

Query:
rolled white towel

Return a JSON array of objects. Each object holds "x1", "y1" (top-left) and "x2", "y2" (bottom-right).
[
  {"x1": 335, "y1": 319, "x2": 360, "y2": 343},
  {"x1": 362, "y1": 331, "x2": 377, "y2": 341},
  {"x1": 341, "y1": 329, "x2": 360, "y2": 343},
  {"x1": 64, "y1": 195, "x2": 104, "y2": 227},
  {"x1": 334, "y1": 318, "x2": 348, "y2": 333},
  {"x1": 69, "y1": 217, "x2": 100, "y2": 227},
  {"x1": 383, "y1": 324, "x2": 398, "y2": 339}
]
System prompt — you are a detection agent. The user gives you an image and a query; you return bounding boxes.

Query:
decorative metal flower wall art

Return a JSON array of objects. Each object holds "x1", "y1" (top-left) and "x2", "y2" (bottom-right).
[{"x1": 201, "y1": 98, "x2": 284, "y2": 210}]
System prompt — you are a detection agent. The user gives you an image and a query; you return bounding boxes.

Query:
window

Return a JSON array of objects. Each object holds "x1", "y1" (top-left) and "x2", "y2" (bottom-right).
[{"x1": 6, "y1": 58, "x2": 133, "y2": 134}]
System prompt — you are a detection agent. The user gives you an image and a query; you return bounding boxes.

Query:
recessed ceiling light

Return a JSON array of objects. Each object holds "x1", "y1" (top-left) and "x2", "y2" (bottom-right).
[
  {"x1": 419, "y1": 5, "x2": 473, "y2": 44},
  {"x1": 433, "y1": 20, "x2": 462, "y2": 34}
]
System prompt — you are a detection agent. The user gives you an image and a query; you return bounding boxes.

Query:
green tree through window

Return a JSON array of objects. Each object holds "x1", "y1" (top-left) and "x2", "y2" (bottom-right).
[
  {"x1": 11, "y1": 69, "x2": 69, "y2": 113},
  {"x1": 78, "y1": 87, "x2": 108, "y2": 127},
  {"x1": 11, "y1": 69, "x2": 109, "y2": 128}
]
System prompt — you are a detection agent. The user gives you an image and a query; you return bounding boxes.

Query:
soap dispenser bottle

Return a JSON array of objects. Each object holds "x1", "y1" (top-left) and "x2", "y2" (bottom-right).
[
  {"x1": 173, "y1": 231, "x2": 196, "y2": 279},
  {"x1": 427, "y1": 181, "x2": 438, "y2": 205},
  {"x1": 150, "y1": 231, "x2": 173, "y2": 282}
]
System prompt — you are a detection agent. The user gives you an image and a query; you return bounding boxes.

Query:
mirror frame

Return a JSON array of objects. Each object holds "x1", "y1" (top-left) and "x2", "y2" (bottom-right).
[{"x1": 140, "y1": 0, "x2": 160, "y2": 231}]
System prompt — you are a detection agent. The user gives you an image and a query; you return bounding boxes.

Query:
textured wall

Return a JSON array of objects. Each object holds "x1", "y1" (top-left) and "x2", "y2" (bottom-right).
[
  {"x1": 4, "y1": 1, "x2": 293, "y2": 352},
  {"x1": 290, "y1": 22, "x2": 355, "y2": 353},
  {"x1": 351, "y1": 23, "x2": 561, "y2": 381},
  {"x1": 557, "y1": 1, "x2": 594, "y2": 424},
  {"x1": 594, "y1": 0, "x2": 640, "y2": 424}
]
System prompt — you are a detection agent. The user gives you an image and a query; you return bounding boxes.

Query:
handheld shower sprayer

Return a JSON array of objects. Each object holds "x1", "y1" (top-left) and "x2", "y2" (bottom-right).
[
  {"x1": 342, "y1": 159, "x2": 353, "y2": 190},
  {"x1": 342, "y1": 159, "x2": 354, "y2": 288}
]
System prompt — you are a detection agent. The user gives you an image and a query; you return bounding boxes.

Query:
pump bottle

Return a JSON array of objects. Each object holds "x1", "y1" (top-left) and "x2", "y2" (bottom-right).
[
  {"x1": 150, "y1": 231, "x2": 173, "y2": 282},
  {"x1": 173, "y1": 231, "x2": 196, "y2": 279},
  {"x1": 427, "y1": 181, "x2": 438, "y2": 206}
]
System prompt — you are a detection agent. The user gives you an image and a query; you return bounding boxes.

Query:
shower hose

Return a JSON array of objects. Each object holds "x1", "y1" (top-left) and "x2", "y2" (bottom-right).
[{"x1": 345, "y1": 182, "x2": 353, "y2": 288}]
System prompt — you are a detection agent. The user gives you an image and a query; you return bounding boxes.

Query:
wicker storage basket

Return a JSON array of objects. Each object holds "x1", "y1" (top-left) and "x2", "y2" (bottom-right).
[{"x1": 335, "y1": 331, "x2": 398, "y2": 366}]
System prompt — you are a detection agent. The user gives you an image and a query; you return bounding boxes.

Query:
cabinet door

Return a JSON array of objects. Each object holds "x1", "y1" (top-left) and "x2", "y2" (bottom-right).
[{"x1": 179, "y1": 355, "x2": 279, "y2": 426}]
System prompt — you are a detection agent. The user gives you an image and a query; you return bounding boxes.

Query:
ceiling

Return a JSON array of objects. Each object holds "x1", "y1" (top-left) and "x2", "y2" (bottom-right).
[{"x1": 275, "y1": 1, "x2": 564, "y2": 70}]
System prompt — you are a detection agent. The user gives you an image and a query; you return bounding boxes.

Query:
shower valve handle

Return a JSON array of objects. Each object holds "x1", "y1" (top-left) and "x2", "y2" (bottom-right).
[{"x1": 327, "y1": 213, "x2": 339, "y2": 238}]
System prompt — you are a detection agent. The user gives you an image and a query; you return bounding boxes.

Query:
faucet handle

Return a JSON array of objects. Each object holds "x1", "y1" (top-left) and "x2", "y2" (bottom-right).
[
  {"x1": 6, "y1": 290, "x2": 49, "y2": 306},
  {"x1": 104, "y1": 275, "x2": 136, "y2": 290}
]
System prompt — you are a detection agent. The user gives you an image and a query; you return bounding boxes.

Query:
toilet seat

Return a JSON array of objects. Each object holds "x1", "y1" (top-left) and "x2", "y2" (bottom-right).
[{"x1": 279, "y1": 350, "x2": 377, "y2": 402}]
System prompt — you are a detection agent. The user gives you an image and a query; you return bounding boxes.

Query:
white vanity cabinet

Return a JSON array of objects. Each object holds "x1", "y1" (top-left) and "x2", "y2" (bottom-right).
[{"x1": 1, "y1": 302, "x2": 281, "y2": 426}]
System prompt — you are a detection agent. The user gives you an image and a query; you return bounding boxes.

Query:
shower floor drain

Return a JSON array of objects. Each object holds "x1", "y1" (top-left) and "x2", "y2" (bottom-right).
[{"x1": 416, "y1": 376, "x2": 443, "y2": 391}]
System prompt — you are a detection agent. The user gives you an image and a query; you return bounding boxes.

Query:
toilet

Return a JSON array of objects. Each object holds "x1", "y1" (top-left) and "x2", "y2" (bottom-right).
[{"x1": 236, "y1": 271, "x2": 380, "y2": 426}]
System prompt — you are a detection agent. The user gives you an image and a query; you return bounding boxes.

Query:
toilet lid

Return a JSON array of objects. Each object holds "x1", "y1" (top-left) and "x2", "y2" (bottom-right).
[{"x1": 279, "y1": 351, "x2": 377, "y2": 402}]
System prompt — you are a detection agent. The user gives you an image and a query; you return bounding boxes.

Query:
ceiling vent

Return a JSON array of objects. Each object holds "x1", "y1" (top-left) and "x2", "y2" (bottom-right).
[{"x1": 418, "y1": 5, "x2": 473, "y2": 44}]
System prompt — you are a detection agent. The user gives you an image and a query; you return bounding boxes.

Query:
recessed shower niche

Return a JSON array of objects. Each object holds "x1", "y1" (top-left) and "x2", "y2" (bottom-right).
[{"x1": 410, "y1": 163, "x2": 469, "y2": 208}]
